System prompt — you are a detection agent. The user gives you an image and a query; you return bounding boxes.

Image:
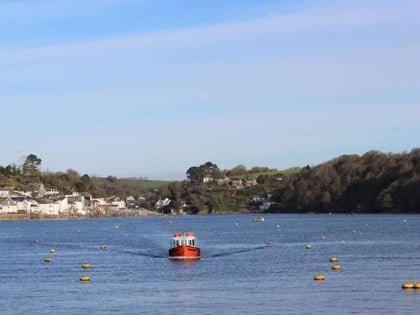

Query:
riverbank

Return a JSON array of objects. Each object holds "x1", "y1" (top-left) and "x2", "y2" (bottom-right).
[{"x1": 0, "y1": 209, "x2": 156, "y2": 221}]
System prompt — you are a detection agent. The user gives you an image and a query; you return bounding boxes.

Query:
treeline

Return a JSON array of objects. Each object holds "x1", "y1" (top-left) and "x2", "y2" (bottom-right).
[
  {"x1": 269, "y1": 149, "x2": 420, "y2": 213},
  {"x1": 0, "y1": 154, "x2": 153, "y2": 201},
  {"x1": 2, "y1": 149, "x2": 419, "y2": 213}
]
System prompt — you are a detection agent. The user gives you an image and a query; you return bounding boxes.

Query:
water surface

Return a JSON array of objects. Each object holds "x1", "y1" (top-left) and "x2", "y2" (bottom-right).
[{"x1": 1, "y1": 214, "x2": 419, "y2": 314}]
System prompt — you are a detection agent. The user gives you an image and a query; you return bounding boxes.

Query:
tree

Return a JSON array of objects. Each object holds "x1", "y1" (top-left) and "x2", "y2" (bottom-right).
[
  {"x1": 186, "y1": 162, "x2": 221, "y2": 183},
  {"x1": 228, "y1": 165, "x2": 247, "y2": 177},
  {"x1": 22, "y1": 154, "x2": 42, "y2": 177},
  {"x1": 186, "y1": 166, "x2": 205, "y2": 183}
]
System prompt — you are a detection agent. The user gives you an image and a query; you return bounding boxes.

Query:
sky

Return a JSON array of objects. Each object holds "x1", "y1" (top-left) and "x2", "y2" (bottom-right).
[{"x1": 0, "y1": 0, "x2": 419, "y2": 180}]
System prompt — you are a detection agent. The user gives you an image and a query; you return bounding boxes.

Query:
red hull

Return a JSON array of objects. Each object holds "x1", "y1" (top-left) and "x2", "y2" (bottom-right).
[{"x1": 169, "y1": 245, "x2": 200, "y2": 259}]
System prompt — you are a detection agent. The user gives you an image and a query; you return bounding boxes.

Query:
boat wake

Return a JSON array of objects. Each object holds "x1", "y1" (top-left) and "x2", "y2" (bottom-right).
[
  {"x1": 122, "y1": 250, "x2": 167, "y2": 258},
  {"x1": 122, "y1": 244, "x2": 268, "y2": 259},
  {"x1": 203, "y1": 245, "x2": 267, "y2": 258}
]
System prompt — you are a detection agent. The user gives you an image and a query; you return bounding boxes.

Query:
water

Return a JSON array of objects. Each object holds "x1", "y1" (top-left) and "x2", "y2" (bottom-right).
[{"x1": 1, "y1": 214, "x2": 420, "y2": 315}]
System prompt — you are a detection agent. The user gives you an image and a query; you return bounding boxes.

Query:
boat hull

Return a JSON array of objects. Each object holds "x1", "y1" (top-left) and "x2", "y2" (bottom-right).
[{"x1": 169, "y1": 245, "x2": 200, "y2": 259}]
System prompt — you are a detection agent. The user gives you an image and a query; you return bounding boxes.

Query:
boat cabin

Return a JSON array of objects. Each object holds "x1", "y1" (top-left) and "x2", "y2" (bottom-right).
[{"x1": 171, "y1": 232, "x2": 197, "y2": 248}]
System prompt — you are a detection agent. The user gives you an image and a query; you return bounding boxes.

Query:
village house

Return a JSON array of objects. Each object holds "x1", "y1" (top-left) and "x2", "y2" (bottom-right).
[
  {"x1": 216, "y1": 177, "x2": 230, "y2": 185},
  {"x1": 0, "y1": 197, "x2": 18, "y2": 214},
  {"x1": 36, "y1": 199, "x2": 61, "y2": 216},
  {"x1": 202, "y1": 175, "x2": 214, "y2": 183},
  {"x1": 155, "y1": 197, "x2": 171, "y2": 210},
  {"x1": 245, "y1": 179, "x2": 257, "y2": 187},
  {"x1": 25, "y1": 183, "x2": 46, "y2": 198},
  {"x1": 11, "y1": 195, "x2": 39, "y2": 214},
  {"x1": 66, "y1": 193, "x2": 88, "y2": 215},
  {"x1": 45, "y1": 188, "x2": 60, "y2": 198},
  {"x1": 0, "y1": 189, "x2": 10, "y2": 198}
]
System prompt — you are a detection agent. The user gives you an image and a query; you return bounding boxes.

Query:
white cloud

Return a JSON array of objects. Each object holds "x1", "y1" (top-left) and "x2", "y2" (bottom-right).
[{"x1": 1, "y1": 0, "x2": 419, "y2": 63}]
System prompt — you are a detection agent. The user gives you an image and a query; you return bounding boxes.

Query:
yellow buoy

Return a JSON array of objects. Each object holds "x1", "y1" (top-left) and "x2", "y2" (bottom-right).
[
  {"x1": 402, "y1": 282, "x2": 414, "y2": 289},
  {"x1": 50, "y1": 248, "x2": 56, "y2": 254},
  {"x1": 44, "y1": 256, "x2": 52, "y2": 263},
  {"x1": 306, "y1": 244, "x2": 312, "y2": 250},
  {"x1": 413, "y1": 282, "x2": 420, "y2": 289},
  {"x1": 80, "y1": 275, "x2": 91, "y2": 282},
  {"x1": 329, "y1": 257, "x2": 338, "y2": 262},
  {"x1": 332, "y1": 264, "x2": 341, "y2": 270},
  {"x1": 314, "y1": 274, "x2": 325, "y2": 281},
  {"x1": 81, "y1": 263, "x2": 91, "y2": 269}
]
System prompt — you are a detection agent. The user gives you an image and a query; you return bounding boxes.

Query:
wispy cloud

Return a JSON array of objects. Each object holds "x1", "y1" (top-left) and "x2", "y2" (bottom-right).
[
  {"x1": 1, "y1": 0, "x2": 419, "y2": 62},
  {"x1": 1, "y1": 0, "x2": 419, "y2": 177}
]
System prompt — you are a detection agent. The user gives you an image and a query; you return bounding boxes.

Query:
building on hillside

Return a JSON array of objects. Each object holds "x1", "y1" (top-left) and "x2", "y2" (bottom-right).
[
  {"x1": 245, "y1": 179, "x2": 257, "y2": 187},
  {"x1": 216, "y1": 177, "x2": 230, "y2": 185},
  {"x1": 66, "y1": 193, "x2": 87, "y2": 215},
  {"x1": 26, "y1": 183, "x2": 46, "y2": 198},
  {"x1": 0, "y1": 189, "x2": 10, "y2": 198},
  {"x1": 0, "y1": 197, "x2": 18, "y2": 214},
  {"x1": 155, "y1": 198, "x2": 171, "y2": 210},
  {"x1": 45, "y1": 188, "x2": 60, "y2": 198},
  {"x1": 203, "y1": 175, "x2": 213, "y2": 183},
  {"x1": 37, "y1": 199, "x2": 60, "y2": 216},
  {"x1": 12, "y1": 196, "x2": 39, "y2": 214},
  {"x1": 231, "y1": 179, "x2": 244, "y2": 189}
]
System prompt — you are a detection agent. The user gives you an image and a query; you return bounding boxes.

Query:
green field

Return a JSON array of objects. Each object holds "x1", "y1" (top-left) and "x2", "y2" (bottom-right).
[
  {"x1": 236, "y1": 167, "x2": 302, "y2": 180},
  {"x1": 117, "y1": 178, "x2": 173, "y2": 189}
]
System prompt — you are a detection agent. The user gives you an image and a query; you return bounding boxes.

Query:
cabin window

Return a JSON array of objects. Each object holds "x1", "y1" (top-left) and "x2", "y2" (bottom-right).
[{"x1": 191, "y1": 240, "x2": 195, "y2": 246}]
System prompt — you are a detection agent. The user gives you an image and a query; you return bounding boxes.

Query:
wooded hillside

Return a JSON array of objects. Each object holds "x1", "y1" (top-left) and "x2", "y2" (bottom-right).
[
  {"x1": 269, "y1": 149, "x2": 420, "y2": 213},
  {"x1": 1, "y1": 149, "x2": 419, "y2": 214}
]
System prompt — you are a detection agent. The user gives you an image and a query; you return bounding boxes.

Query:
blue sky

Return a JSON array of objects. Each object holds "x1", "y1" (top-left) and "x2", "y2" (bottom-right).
[{"x1": 1, "y1": 0, "x2": 419, "y2": 180}]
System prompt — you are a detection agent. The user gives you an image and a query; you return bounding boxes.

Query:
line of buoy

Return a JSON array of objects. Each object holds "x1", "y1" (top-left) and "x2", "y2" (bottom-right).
[
  {"x1": 331, "y1": 264, "x2": 341, "y2": 270},
  {"x1": 314, "y1": 256, "x2": 342, "y2": 280},
  {"x1": 50, "y1": 248, "x2": 56, "y2": 254},
  {"x1": 402, "y1": 282, "x2": 420, "y2": 290},
  {"x1": 81, "y1": 263, "x2": 91, "y2": 269},
  {"x1": 44, "y1": 256, "x2": 52, "y2": 263},
  {"x1": 80, "y1": 275, "x2": 91, "y2": 282},
  {"x1": 306, "y1": 244, "x2": 312, "y2": 250},
  {"x1": 314, "y1": 274, "x2": 325, "y2": 281}
]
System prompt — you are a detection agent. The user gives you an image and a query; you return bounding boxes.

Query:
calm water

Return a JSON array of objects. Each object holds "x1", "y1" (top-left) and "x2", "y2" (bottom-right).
[{"x1": 1, "y1": 214, "x2": 420, "y2": 315}]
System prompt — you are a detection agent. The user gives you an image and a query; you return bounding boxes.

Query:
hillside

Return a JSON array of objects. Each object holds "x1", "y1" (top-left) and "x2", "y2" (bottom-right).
[{"x1": 1, "y1": 149, "x2": 419, "y2": 214}]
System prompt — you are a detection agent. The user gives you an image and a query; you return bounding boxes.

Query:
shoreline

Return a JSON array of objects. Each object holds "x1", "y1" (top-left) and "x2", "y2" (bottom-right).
[{"x1": 0, "y1": 210, "x2": 156, "y2": 222}]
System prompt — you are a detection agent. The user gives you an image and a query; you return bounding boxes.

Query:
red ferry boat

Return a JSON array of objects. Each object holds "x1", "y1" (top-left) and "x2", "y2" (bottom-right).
[{"x1": 169, "y1": 232, "x2": 200, "y2": 259}]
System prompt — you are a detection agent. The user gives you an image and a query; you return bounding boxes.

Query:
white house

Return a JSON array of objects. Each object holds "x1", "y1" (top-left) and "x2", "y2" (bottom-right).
[
  {"x1": 45, "y1": 189, "x2": 60, "y2": 197},
  {"x1": 110, "y1": 200, "x2": 126, "y2": 210},
  {"x1": 203, "y1": 175, "x2": 213, "y2": 183},
  {"x1": 37, "y1": 200, "x2": 60, "y2": 215},
  {"x1": 16, "y1": 198, "x2": 39, "y2": 214},
  {"x1": 0, "y1": 198, "x2": 18, "y2": 214},
  {"x1": 65, "y1": 193, "x2": 87, "y2": 214},
  {"x1": 216, "y1": 177, "x2": 230, "y2": 185},
  {"x1": 0, "y1": 189, "x2": 10, "y2": 198},
  {"x1": 155, "y1": 198, "x2": 171, "y2": 210}
]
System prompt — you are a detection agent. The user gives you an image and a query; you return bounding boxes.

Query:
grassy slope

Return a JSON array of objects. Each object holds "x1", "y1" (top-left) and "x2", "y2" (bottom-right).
[
  {"x1": 236, "y1": 167, "x2": 302, "y2": 180},
  {"x1": 117, "y1": 178, "x2": 173, "y2": 189}
]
